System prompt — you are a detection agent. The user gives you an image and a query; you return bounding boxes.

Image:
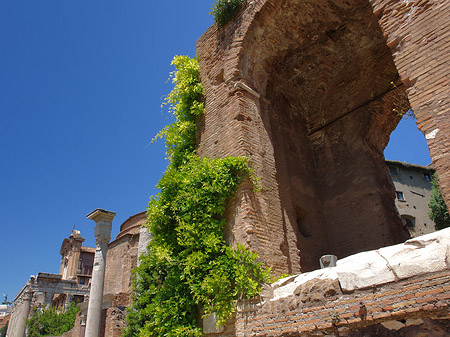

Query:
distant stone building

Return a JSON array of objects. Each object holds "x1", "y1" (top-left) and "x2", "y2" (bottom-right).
[
  {"x1": 7, "y1": 212, "x2": 150, "y2": 337},
  {"x1": 59, "y1": 231, "x2": 95, "y2": 286},
  {"x1": 53, "y1": 230, "x2": 96, "y2": 308},
  {"x1": 0, "y1": 304, "x2": 12, "y2": 329},
  {"x1": 7, "y1": 230, "x2": 93, "y2": 337},
  {"x1": 72, "y1": 211, "x2": 149, "y2": 337},
  {"x1": 386, "y1": 160, "x2": 436, "y2": 237}
]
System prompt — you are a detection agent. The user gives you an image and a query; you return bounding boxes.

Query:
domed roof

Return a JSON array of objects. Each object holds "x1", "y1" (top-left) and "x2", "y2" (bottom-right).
[{"x1": 115, "y1": 211, "x2": 147, "y2": 239}]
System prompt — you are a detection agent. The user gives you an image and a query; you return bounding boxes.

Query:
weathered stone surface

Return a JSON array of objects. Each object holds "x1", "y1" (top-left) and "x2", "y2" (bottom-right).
[
  {"x1": 406, "y1": 318, "x2": 425, "y2": 327},
  {"x1": 378, "y1": 227, "x2": 450, "y2": 280},
  {"x1": 266, "y1": 227, "x2": 450, "y2": 299},
  {"x1": 223, "y1": 267, "x2": 450, "y2": 337},
  {"x1": 271, "y1": 268, "x2": 338, "y2": 301},
  {"x1": 381, "y1": 320, "x2": 406, "y2": 330},
  {"x1": 336, "y1": 250, "x2": 396, "y2": 292}
]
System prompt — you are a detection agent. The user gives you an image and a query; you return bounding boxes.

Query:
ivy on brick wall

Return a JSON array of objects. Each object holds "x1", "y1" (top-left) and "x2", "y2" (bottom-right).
[
  {"x1": 210, "y1": 0, "x2": 246, "y2": 27},
  {"x1": 123, "y1": 56, "x2": 269, "y2": 337}
]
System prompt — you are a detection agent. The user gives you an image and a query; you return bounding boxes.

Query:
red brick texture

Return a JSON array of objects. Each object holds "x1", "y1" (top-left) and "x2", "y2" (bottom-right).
[
  {"x1": 197, "y1": 1, "x2": 449, "y2": 334},
  {"x1": 370, "y1": 0, "x2": 450, "y2": 206},
  {"x1": 217, "y1": 270, "x2": 450, "y2": 336},
  {"x1": 197, "y1": 0, "x2": 449, "y2": 276}
]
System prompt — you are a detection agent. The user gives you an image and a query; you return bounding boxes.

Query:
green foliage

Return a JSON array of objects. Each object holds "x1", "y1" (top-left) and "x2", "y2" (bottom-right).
[
  {"x1": 26, "y1": 304, "x2": 80, "y2": 337},
  {"x1": 210, "y1": 0, "x2": 246, "y2": 27},
  {"x1": 0, "y1": 322, "x2": 7, "y2": 337},
  {"x1": 428, "y1": 173, "x2": 450, "y2": 230},
  {"x1": 270, "y1": 273, "x2": 292, "y2": 283},
  {"x1": 154, "y1": 55, "x2": 204, "y2": 169},
  {"x1": 124, "y1": 56, "x2": 269, "y2": 337}
]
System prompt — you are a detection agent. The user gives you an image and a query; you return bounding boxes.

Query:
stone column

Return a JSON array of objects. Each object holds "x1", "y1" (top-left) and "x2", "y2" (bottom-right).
[
  {"x1": 44, "y1": 290, "x2": 54, "y2": 307},
  {"x1": 85, "y1": 209, "x2": 115, "y2": 337},
  {"x1": 10, "y1": 291, "x2": 32, "y2": 337},
  {"x1": 64, "y1": 294, "x2": 74, "y2": 310}
]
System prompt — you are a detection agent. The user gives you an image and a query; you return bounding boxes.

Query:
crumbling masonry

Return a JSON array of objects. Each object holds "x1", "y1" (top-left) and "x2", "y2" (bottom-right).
[
  {"x1": 14, "y1": 1, "x2": 449, "y2": 336},
  {"x1": 196, "y1": 0, "x2": 450, "y2": 335},
  {"x1": 197, "y1": 0, "x2": 449, "y2": 276}
]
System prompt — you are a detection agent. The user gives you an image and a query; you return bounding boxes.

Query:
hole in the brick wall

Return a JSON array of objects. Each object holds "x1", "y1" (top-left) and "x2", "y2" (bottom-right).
[
  {"x1": 296, "y1": 206, "x2": 311, "y2": 238},
  {"x1": 214, "y1": 69, "x2": 224, "y2": 85},
  {"x1": 384, "y1": 112, "x2": 433, "y2": 236},
  {"x1": 234, "y1": 114, "x2": 252, "y2": 122},
  {"x1": 325, "y1": 25, "x2": 347, "y2": 42},
  {"x1": 235, "y1": 113, "x2": 246, "y2": 121},
  {"x1": 384, "y1": 113, "x2": 431, "y2": 167},
  {"x1": 324, "y1": 288, "x2": 337, "y2": 297}
]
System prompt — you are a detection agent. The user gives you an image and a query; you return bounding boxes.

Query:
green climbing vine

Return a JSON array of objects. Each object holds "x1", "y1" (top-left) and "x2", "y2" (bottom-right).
[{"x1": 124, "y1": 56, "x2": 269, "y2": 337}]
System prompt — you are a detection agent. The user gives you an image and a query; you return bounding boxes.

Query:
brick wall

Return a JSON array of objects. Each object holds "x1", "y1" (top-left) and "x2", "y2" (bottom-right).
[
  {"x1": 100, "y1": 308, "x2": 126, "y2": 337},
  {"x1": 370, "y1": 0, "x2": 450, "y2": 206},
  {"x1": 227, "y1": 270, "x2": 450, "y2": 336},
  {"x1": 103, "y1": 233, "x2": 139, "y2": 297},
  {"x1": 197, "y1": 0, "x2": 435, "y2": 275}
]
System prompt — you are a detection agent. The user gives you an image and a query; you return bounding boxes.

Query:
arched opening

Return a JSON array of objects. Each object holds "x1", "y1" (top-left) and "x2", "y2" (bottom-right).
[
  {"x1": 198, "y1": 0, "x2": 449, "y2": 276},
  {"x1": 241, "y1": 0, "x2": 410, "y2": 272}
]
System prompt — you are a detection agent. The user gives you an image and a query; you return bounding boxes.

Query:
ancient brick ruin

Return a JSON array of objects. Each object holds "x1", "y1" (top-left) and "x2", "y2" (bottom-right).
[
  {"x1": 196, "y1": 0, "x2": 450, "y2": 335},
  {"x1": 197, "y1": 0, "x2": 449, "y2": 275},
  {"x1": 9, "y1": 0, "x2": 449, "y2": 336}
]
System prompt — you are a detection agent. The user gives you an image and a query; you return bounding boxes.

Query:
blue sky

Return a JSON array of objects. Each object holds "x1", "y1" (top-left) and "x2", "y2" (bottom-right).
[{"x1": 0, "y1": 1, "x2": 430, "y2": 301}]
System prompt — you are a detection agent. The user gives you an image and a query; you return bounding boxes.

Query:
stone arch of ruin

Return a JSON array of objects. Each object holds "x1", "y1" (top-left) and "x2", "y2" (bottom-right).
[{"x1": 197, "y1": 0, "x2": 449, "y2": 275}]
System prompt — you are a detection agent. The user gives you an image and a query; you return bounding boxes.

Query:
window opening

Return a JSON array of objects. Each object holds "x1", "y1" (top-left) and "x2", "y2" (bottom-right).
[
  {"x1": 401, "y1": 215, "x2": 416, "y2": 227},
  {"x1": 396, "y1": 191, "x2": 405, "y2": 201}
]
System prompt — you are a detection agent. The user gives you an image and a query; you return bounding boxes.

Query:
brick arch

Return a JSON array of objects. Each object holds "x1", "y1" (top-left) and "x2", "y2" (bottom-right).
[{"x1": 197, "y1": 0, "x2": 449, "y2": 274}]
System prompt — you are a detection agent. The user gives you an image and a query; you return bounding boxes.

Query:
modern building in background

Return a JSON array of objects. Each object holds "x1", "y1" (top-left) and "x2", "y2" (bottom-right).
[{"x1": 386, "y1": 160, "x2": 435, "y2": 237}]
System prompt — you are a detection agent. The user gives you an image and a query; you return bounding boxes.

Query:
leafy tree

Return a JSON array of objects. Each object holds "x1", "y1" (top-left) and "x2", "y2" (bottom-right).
[
  {"x1": 26, "y1": 303, "x2": 79, "y2": 337},
  {"x1": 428, "y1": 173, "x2": 450, "y2": 230},
  {"x1": 124, "y1": 56, "x2": 269, "y2": 337}
]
